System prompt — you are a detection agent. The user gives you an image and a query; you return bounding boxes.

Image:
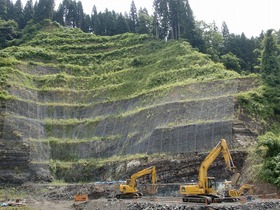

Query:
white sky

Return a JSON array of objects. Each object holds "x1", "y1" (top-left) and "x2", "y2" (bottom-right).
[{"x1": 18, "y1": 0, "x2": 280, "y2": 37}]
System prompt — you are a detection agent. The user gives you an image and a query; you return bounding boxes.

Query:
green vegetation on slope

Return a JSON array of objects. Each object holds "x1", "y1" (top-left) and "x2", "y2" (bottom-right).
[
  {"x1": 240, "y1": 128, "x2": 280, "y2": 188},
  {"x1": 0, "y1": 24, "x2": 240, "y2": 102},
  {"x1": 0, "y1": 57, "x2": 19, "y2": 99},
  {"x1": 236, "y1": 29, "x2": 280, "y2": 187}
]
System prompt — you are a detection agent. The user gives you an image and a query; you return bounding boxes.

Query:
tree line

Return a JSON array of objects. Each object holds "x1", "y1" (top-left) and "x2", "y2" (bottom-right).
[{"x1": 0, "y1": 0, "x2": 279, "y2": 73}]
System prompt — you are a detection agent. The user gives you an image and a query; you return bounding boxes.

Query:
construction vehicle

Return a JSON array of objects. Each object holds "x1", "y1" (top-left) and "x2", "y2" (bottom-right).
[
  {"x1": 223, "y1": 180, "x2": 254, "y2": 200},
  {"x1": 179, "y1": 139, "x2": 237, "y2": 204},
  {"x1": 223, "y1": 171, "x2": 254, "y2": 201},
  {"x1": 116, "y1": 166, "x2": 157, "y2": 199}
]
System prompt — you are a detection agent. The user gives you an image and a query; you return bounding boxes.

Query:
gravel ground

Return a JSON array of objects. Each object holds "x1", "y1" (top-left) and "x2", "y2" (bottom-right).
[
  {"x1": 1, "y1": 183, "x2": 279, "y2": 210},
  {"x1": 27, "y1": 197, "x2": 280, "y2": 210}
]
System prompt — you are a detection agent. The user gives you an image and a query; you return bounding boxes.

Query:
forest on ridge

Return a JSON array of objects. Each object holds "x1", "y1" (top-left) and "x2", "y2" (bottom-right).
[{"x1": 1, "y1": 0, "x2": 280, "y2": 73}]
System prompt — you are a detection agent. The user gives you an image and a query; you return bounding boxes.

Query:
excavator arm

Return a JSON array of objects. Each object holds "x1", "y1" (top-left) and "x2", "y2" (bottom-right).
[
  {"x1": 198, "y1": 139, "x2": 236, "y2": 189},
  {"x1": 129, "y1": 166, "x2": 157, "y2": 189}
]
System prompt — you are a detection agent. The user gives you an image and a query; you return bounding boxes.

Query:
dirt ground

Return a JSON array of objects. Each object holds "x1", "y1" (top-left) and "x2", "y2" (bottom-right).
[
  {"x1": 26, "y1": 197, "x2": 280, "y2": 210},
  {"x1": 5, "y1": 197, "x2": 177, "y2": 210},
  {"x1": 0, "y1": 183, "x2": 132, "y2": 210},
  {"x1": 1, "y1": 181, "x2": 279, "y2": 210},
  {"x1": 28, "y1": 199, "x2": 76, "y2": 210},
  {"x1": 27, "y1": 198, "x2": 131, "y2": 210}
]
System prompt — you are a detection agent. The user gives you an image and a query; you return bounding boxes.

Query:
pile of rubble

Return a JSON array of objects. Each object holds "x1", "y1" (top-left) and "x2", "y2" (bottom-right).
[{"x1": 126, "y1": 200, "x2": 280, "y2": 210}]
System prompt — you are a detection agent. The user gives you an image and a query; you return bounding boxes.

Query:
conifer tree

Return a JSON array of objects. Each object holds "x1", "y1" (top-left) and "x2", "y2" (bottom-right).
[
  {"x1": 96, "y1": 9, "x2": 117, "y2": 35},
  {"x1": 220, "y1": 21, "x2": 230, "y2": 55},
  {"x1": 116, "y1": 13, "x2": 129, "y2": 34},
  {"x1": 90, "y1": 5, "x2": 101, "y2": 34},
  {"x1": 129, "y1": 0, "x2": 137, "y2": 33},
  {"x1": 53, "y1": 3, "x2": 64, "y2": 26},
  {"x1": 180, "y1": 0, "x2": 201, "y2": 48},
  {"x1": 103, "y1": 9, "x2": 117, "y2": 35},
  {"x1": 13, "y1": 0, "x2": 24, "y2": 28},
  {"x1": 137, "y1": 8, "x2": 152, "y2": 34},
  {"x1": 221, "y1": 21, "x2": 230, "y2": 39},
  {"x1": 6, "y1": 0, "x2": 14, "y2": 20},
  {"x1": 22, "y1": 0, "x2": 34, "y2": 27},
  {"x1": 153, "y1": 0, "x2": 203, "y2": 48},
  {"x1": 261, "y1": 29, "x2": 280, "y2": 86},
  {"x1": 34, "y1": 0, "x2": 55, "y2": 22},
  {"x1": 64, "y1": 0, "x2": 77, "y2": 27},
  {"x1": 81, "y1": 14, "x2": 90, "y2": 32},
  {"x1": 76, "y1": 1, "x2": 84, "y2": 28},
  {"x1": 153, "y1": 0, "x2": 170, "y2": 39},
  {"x1": 0, "y1": 0, "x2": 8, "y2": 20},
  {"x1": 168, "y1": 0, "x2": 179, "y2": 39}
]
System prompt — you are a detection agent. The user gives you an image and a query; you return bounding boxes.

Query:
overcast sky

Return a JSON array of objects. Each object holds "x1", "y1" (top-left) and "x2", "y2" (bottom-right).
[{"x1": 18, "y1": 0, "x2": 280, "y2": 37}]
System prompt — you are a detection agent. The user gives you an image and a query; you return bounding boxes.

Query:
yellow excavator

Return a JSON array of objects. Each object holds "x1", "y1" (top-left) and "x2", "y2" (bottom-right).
[
  {"x1": 116, "y1": 166, "x2": 157, "y2": 199},
  {"x1": 223, "y1": 173, "x2": 254, "y2": 201},
  {"x1": 224, "y1": 181, "x2": 254, "y2": 197},
  {"x1": 179, "y1": 139, "x2": 237, "y2": 204}
]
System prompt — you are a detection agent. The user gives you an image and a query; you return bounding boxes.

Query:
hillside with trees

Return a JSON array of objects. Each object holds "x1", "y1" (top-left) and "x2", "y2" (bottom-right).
[
  {"x1": 0, "y1": 0, "x2": 274, "y2": 72},
  {"x1": 0, "y1": 0, "x2": 279, "y2": 190}
]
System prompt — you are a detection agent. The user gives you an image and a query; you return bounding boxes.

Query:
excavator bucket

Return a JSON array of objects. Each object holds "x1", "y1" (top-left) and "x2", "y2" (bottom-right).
[{"x1": 145, "y1": 185, "x2": 158, "y2": 195}]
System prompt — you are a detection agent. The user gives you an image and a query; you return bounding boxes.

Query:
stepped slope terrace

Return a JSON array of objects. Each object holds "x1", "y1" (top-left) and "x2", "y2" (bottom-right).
[{"x1": 0, "y1": 22, "x2": 259, "y2": 184}]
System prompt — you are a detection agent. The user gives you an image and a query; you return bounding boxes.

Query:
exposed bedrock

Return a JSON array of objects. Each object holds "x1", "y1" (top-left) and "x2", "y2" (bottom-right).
[{"x1": 0, "y1": 68, "x2": 260, "y2": 184}]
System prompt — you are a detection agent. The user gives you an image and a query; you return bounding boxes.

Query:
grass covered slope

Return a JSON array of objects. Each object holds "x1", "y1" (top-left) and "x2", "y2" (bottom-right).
[
  {"x1": 0, "y1": 21, "x2": 239, "y2": 100},
  {"x1": 0, "y1": 21, "x2": 254, "y2": 183}
]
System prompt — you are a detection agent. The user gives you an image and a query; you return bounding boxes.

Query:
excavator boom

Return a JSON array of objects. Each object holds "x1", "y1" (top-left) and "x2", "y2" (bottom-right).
[
  {"x1": 198, "y1": 139, "x2": 236, "y2": 189},
  {"x1": 130, "y1": 166, "x2": 157, "y2": 188}
]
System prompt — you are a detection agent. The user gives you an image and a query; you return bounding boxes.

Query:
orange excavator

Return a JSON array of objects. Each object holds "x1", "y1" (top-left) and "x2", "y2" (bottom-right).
[
  {"x1": 179, "y1": 139, "x2": 237, "y2": 204},
  {"x1": 116, "y1": 166, "x2": 157, "y2": 199}
]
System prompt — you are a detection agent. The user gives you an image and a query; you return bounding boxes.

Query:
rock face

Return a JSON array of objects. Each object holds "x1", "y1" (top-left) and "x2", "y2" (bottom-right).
[
  {"x1": 0, "y1": 101, "x2": 30, "y2": 184},
  {"x1": 0, "y1": 64, "x2": 259, "y2": 184}
]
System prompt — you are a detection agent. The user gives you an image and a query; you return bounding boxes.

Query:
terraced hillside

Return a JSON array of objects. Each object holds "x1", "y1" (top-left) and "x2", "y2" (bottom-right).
[{"x1": 0, "y1": 22, "x2": 258, "y2": 184}]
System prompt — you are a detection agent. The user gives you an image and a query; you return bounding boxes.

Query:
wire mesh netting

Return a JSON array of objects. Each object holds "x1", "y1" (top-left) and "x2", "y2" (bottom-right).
[{"x1": 1, "y1": 75, "x2": 244, "y2": 163}]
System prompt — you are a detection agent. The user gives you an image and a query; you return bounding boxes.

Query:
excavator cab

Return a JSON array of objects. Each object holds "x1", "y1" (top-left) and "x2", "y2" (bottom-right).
[
  {"x1": 126, "y1": 179, "x2": 132, "y2": 185},
  {"x1": 206, "y1": 177, "x2": 217, "y2": 194},
  {"x1": 119, "y1": 179, "x2": 137, "y2": 195}
]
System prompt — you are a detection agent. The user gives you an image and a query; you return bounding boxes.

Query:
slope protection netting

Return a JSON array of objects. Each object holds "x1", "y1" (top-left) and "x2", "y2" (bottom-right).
[
  {"x1": 2, "y1": 76, "x2": 244, "y2": 161},
  {"x1": 7, "y1": 79, "x2": 239, "y2": 119}
]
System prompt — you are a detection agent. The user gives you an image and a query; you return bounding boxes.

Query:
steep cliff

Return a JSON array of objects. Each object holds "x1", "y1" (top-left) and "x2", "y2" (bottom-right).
[{"x1": 0, "y1": 24, "x2": 260, "y2": 184}]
